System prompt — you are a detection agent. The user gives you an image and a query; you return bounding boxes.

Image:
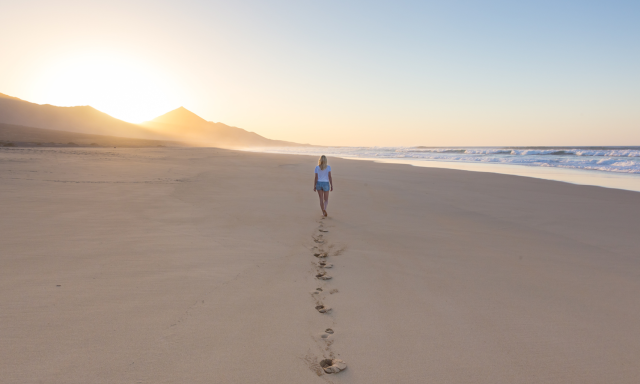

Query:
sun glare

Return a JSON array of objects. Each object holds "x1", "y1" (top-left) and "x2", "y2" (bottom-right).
[{"x1": 33, "y1": 52, "x2": 181, "y2": 123}]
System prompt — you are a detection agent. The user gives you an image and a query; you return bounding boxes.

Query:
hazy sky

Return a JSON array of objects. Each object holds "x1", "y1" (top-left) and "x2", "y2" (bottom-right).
[{"x1": 1, "y1": 0, "x2": 638, "y2": 146}]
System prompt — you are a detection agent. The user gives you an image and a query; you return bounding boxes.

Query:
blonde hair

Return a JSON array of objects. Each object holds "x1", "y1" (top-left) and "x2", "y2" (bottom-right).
[{"x1": 318, "y1": 155, "x2": 328, "y2": 170}]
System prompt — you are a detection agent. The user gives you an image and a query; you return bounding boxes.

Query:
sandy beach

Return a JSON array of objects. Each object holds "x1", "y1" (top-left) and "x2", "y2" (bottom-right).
[{"x1": 2, "y1": 147, "x2": 640, "y2": 383}]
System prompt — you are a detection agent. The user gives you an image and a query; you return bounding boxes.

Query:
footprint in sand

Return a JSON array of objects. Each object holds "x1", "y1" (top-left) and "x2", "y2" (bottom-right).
[
  {"x1": 315, "y1": 305, "x2": 331, "y2": 314},
  {"x1": 309, "y1": 224, "x2": 344, "y2": 374},
  {"x1": 320, "y1": 329, "x2": 334, "y2": 338},
  {"x1": 316, "y1": 272, "x2": 332, "y2": 280},
  {"x1": 320, "y1": 359, "x2": 347, "y2": 374}
]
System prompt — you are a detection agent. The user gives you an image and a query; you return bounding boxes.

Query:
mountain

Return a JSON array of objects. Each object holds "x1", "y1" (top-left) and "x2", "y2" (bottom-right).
[
  {"x1": 141, "y1": 107, "x2": 306, "y2": 148},
  {"x1": 0, "y1": 93, "x2": 23, "y2": 101},
  {"x1": 0, "y1": 93, "x2": 161, "y2": 140},
  {"x1": 152, "y1": 106, "x2": 207, "y2": 126},
  {"x1": 0, "y1": 123, "x2": 183, "y2": 148},
  {"x1": 0, "y1": 92, "x2": 307, "y2": 148}
]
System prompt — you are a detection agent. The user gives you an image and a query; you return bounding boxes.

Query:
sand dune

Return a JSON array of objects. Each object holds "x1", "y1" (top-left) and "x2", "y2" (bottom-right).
[{"x1": 1, "y1": 147, "x2": 640, "y2": 383}]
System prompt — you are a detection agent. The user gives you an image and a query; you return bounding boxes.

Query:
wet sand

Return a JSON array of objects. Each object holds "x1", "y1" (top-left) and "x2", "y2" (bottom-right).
[{"x1": 1, "y1": 147, "x2": 640, "y2": 383}]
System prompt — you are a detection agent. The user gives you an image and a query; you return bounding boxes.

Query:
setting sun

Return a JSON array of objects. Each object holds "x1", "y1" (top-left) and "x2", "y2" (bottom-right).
[{"x1": 32, "y1": 52, "x2": 181, "y2": 123}]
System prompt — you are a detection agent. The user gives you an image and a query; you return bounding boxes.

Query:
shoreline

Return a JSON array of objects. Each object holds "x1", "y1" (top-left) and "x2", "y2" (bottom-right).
[
  {"x1": 244, "y1": 148, "x2": 640, "y2": 193},
  {"x1": 357, "y1": 157, "x2": 640, "y2": 193}
]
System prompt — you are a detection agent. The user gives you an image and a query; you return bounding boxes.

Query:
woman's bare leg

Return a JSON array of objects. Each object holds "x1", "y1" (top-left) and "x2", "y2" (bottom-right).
[
  {"x1": 323, "y1": 190, "x2": 329, "y2": 213},
  {"x1": 317, "y1": 190, "x2": 326, "y2": 215}
]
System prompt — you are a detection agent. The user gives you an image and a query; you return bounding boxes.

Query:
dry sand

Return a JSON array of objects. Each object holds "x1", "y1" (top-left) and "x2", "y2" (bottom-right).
[{"x1": 1, "y1": 147, "x2": 640, "y2": 383}]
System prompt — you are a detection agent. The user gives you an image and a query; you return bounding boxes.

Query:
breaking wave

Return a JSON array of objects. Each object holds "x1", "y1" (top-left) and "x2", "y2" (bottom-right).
[{"x1": 253, "y1": 146, "x2": 640, "y2": 174}]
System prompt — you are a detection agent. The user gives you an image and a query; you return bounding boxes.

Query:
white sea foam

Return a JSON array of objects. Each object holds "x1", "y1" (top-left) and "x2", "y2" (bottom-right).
[{"x1": 250, "y1": 146, "x2": 640, "y2": 174}]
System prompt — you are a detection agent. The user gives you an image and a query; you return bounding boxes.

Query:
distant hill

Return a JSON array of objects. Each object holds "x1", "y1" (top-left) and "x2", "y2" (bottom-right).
[
  {"x1": 0, "y1": 123, "x2": 184, "y2": 148},
  {"x1": 0, "y1": 92, "x2": 308, "y2": 148},
  {"x1": 141, "y1": 107, "x2": 306, "y2": 148},
  {"x1": 0, "y1": 93, "x2": 162, "y2": 140},
  {"x1": 0, "y1": 93, "x2": 22, "y2": 101}
]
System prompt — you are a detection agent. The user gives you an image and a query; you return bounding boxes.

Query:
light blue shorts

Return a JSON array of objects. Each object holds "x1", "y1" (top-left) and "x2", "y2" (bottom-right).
[{"x1": 316, "y1": 182, "x2": 330, "y2": 191}]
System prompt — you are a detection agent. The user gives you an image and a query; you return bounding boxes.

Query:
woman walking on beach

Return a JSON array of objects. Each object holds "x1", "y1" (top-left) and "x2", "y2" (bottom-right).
[{"x1": 314, "y1": 155, "x2": 333, "y2": 217}]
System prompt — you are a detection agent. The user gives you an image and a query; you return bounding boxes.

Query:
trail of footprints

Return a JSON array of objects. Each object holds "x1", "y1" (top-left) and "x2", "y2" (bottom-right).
[{"x1": 310, "y1": 221, "x2": 348, "y2": 375}]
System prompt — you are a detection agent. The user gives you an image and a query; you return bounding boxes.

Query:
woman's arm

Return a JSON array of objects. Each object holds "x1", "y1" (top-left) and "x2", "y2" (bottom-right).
[
  {"x1": 314, "y1": 173, "x2": 318, "y2": 191},
  {"x1": 328, "y1": 172, "x2": 333, "y2": 191}
]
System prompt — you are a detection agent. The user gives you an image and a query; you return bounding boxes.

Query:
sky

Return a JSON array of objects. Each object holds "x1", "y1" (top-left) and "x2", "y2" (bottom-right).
[{"x1": 1, "y1": 0, "x2": 639, "y2": 146}]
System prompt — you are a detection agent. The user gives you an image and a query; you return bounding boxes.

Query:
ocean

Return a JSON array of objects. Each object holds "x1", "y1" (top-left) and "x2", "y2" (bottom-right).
[
  {"x1": 249, "y1": 146, "x2": 640, "y2": 192},
  {"x1": 255, "y1": 146, "x2": 640, "y2": 174}
]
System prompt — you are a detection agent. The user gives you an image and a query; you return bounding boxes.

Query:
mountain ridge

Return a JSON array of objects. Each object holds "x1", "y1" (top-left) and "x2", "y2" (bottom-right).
[
  {"x1": 151, "y1": 106, "x2": 208, "y2": 126},
  {"x1": 0, "y1": 93, "x2": 307, "y2": 148},
  {"x1": 0, "y1": 94, "x2": 162, "y2": 140},
  {"x1": 141, "y1": 106, "x2": 306, "y2": 148}
]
